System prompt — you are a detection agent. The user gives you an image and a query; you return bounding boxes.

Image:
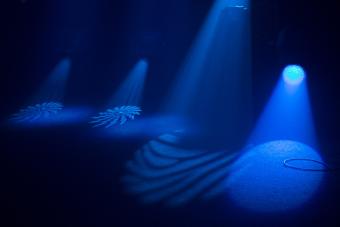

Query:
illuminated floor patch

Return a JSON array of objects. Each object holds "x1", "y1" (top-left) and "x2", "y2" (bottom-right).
[
  {"x1": 95, "y1": 115, "x2": 187, "y2": 139},
  {"x1": 11, "y1": 102, "x2": 63, "y2": 123},
  {"x1": 10, "y1": 104, "x2": 93, "y2": 127},
  {"x1": 227, "y1": 140, "x2": 324, "y2": 213}
]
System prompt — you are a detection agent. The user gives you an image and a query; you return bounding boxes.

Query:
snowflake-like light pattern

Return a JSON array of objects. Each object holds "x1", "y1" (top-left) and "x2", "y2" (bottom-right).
[
  {"x1": 89, "y1": 105, "x2": 142, "y2": 128},
  {"x1": 11, "y1": 102, "x2": 64, "y2": 122}
]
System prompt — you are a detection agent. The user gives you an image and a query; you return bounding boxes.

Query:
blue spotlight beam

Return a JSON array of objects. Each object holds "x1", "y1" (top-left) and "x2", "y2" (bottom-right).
[
  {"x1": 109, "y1": 59, "x2": 148, "y2": 107},
  {"x1": 30, "y1": 58, "x2": 71, "y2": 104},
  {"x1": 163, "y1": 0, "x2": 252, "y2": 149},
  {"x1": 10, "y1": 58, "x2": 72, "y2": 126},
  {"x1": 165, "y1": 0, "x2": 250, "y2": 113},
  {"x1": 249, "y1": 66, "x2": 317, "y2": 148}
]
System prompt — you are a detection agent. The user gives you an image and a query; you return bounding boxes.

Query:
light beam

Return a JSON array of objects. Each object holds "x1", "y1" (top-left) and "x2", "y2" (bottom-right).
[
  {"x1": 164, "y1": 0, "x2": 252, "y2": 150},
  {"x1": 109, "y1": 59, "x2": 148, "y2": 107},
  {"x1": 249, "y1": 65, "x2": 317, "y2": 148}
]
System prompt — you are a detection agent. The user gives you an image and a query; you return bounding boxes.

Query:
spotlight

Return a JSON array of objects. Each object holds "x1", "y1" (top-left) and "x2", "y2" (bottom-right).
[
  {"x1": 282, "y1": 65, "x2": 305, "y2": 85},
  {"x1": 249, "y1": 63, "x2": 316, "y2": 147}
]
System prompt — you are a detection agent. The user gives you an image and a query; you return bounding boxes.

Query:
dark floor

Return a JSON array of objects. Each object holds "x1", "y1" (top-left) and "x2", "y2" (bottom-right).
[{"x1": 1, "y1": 124, "x2": 340, "y2": 227}]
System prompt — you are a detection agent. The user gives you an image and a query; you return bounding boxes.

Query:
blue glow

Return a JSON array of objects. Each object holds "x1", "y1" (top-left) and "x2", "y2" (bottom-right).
[
  {"x1": 283, "y1": 65, "x2": 306, "y2": 86},
  {"x1": 163, "y1": 0, "x2": 251, "y2": 149},
  {"x1": 249, "y1": 71, "x2": 317, "y2": 148},
  {"x1": 96, "y1": 115, "x2": 188, "y2": 139},
  {"x1": 10, "y1": 105, "x2": 93, "y2": 127},
  {"x1": 11, "y1": 102, "x2": 63, "y2": 123},
  {"x1": 109, "y1": 59, "x2": 148, "y2": 107},
  {"x1": 228, "y1": 140, "x2": 324, "y2": 213},
  {"x1": 222, "y1": 0, "x2": 249, "y2": 8},
  {"x1": 165, "y1": 0, "x2": 250, "y2": 113},
  {"x1": 30, "y1": 58, "x2": 71, "y2": 103},
  {"x1": 10, "y1": 58, "x2": 72, "y2": 127},
  {"x1": 89, "y1": 106, "x2": 141, "y2": 128},
  {"x1": 123, "y1": 131, "x2": 242, "y2": 206}
]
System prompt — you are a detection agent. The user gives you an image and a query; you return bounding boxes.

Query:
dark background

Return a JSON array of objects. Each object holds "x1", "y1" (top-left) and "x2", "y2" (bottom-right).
[{"x1": 1, "y1": 0, "x2": 339, "y2": 226}]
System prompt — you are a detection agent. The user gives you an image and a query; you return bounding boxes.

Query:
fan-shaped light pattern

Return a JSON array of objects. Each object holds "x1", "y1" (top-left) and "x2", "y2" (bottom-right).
[
  {"x1": 11, "y1": 102, "x2": 63, "y2": 122},
  {"x1": 123, "y1": 132, "x2": 242, "y2": 206},
  {"x1": 90, "y1": 106, "x2": 141, "y2": 128}
]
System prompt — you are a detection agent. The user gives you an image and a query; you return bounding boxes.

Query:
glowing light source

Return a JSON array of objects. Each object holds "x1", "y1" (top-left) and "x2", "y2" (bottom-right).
[
  {"x1": 282, "y1": 65, "x2": 305, "y2": 86},
  {"x1": 249, "y1": 65, "x2": 316, "y2": 148}
]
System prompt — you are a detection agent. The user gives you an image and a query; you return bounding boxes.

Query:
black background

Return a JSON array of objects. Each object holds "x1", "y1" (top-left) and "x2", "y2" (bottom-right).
[{"x1": 1, "y1": 0, "x2": 339, "y2": 226}]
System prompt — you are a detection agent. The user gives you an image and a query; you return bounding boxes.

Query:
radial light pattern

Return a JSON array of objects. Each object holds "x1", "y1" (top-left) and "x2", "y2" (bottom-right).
[
  {"x1": 90, "y1": 105, "x2": 141, "y2": 128},
  {"x1": 11, "y1": 102, "x2": 64, "y2": 122}
]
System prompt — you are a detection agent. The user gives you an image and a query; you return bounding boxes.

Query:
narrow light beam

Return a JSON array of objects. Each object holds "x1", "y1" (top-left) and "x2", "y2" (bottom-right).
[
  {"x1": 89, "y1": 59, "x2": 149, "y2": 129},
  {"x1": 109, "y1": 59, "x2": 148, "y2": 107},
  {"x1": 30, "y1": 57, "x2": 72, "y2": 104},
  {"x1": 163, "y1": 0, "x2": 251, "y2": 149},
  {"x1": 249, "y1": 65, "x2": 317, "y2": 148}
]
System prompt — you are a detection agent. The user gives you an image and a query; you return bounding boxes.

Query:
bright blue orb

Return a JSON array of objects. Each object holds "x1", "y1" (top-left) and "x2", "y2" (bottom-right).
[{"x1": 282, "y1": 65, "x2": 306, "y2": 85}]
